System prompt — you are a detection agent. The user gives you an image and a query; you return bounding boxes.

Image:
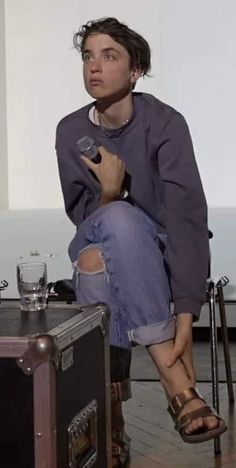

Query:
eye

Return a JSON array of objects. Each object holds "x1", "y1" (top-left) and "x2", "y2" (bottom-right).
[
  {"x1": 104, "y1": 52, "x2": 116, "y2": 61},
  {"x1": 83, "y1": 52, "x2": 93, "y2": 63}
]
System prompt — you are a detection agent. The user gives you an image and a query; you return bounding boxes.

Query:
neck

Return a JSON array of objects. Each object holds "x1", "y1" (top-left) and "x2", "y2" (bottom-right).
[{"x1": 96, "y1": 92, "x2": 133, "y2": 129}]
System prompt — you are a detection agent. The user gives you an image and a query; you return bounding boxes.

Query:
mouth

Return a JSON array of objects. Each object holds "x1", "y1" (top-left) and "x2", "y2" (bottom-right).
[{"x1": 89, "y1": 79, "x2": 103, "y2": 86}]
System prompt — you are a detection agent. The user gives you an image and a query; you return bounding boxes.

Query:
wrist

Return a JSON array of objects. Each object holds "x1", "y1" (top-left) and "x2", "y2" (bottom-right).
[
  {"x1": 99, "y1": 190, "x2": 120, "y2": 206},
  {"x1": 176, "y1": 313, "x2": 193, "y2": 329}
]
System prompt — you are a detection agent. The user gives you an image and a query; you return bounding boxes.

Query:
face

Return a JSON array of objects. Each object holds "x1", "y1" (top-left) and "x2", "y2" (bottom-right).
[{"x1": 82, "y1": 33, "x2": 140, "y2": 101}]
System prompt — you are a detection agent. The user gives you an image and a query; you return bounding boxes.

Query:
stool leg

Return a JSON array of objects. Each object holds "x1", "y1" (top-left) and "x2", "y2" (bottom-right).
[
  {"x1": 208, "y1": 281, "x2": 221, "y2": 455},
  {"x1": 217, "y1": 285, "x2": 234, "y2": 402}
]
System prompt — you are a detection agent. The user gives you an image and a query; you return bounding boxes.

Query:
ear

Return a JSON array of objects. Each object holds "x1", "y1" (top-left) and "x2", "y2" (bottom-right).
[{"x1": 130, "y1": 67, "x2": 142, "y2": 86}]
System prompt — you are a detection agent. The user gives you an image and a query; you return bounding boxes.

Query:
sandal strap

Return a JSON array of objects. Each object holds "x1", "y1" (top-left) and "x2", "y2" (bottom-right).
[
  {"x1": 177, "y1": 405, "x2": 219, "y2": 432},
  {"x1": 111, "y1": 379, "x2": 132, "y2": 402},
  {"x1": 112, "y1": 430, "x2": 131, "y2": 456},
  {"x1": 168, "y1": 387, "x2": 205, "y2": 419}
]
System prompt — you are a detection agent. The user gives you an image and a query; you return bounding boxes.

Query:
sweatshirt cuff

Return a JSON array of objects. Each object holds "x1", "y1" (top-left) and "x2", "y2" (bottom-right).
[{"x1": 173, "y1": 297, "x2": 203, "y2": 321}]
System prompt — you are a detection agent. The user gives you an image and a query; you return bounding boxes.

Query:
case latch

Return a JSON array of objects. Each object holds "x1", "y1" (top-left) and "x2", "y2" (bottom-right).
[{"x1": 68, "y1": 400, "x2": 98, "y2": 467}]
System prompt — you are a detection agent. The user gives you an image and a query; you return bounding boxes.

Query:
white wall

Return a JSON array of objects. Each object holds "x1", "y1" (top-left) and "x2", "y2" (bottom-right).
[
  {"x1": 4, "y1": 0, "x2": 160, "y2": 209},
  {"x1": 159, "y1": 0, "x2": 236, "y2": 208},
  {"x1": 0, "y1": 0, "x2": 8, "y2": 209},
  {"x1": 3, "y1": 0, "x2": 236, "y2": 209}
]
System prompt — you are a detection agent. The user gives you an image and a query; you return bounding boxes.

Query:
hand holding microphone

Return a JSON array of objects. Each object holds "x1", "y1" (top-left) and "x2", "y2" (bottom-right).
[
  {"x1": 77, "y1": 136, "x2": 131, "y2": 198},
  {"x1": 77, "y1": 136, "x2": 102, "y2": 164}
]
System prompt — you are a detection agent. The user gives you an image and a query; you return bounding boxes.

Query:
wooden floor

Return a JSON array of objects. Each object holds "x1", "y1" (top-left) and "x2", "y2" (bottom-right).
[{"x1": 123, "y1": 381, "x2": 236, "y2": 468}]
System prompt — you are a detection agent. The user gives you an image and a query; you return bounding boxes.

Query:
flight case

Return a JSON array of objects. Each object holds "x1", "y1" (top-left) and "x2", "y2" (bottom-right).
[{"x1": 0, "y1": 302, "x2": 111, "y2": 468}]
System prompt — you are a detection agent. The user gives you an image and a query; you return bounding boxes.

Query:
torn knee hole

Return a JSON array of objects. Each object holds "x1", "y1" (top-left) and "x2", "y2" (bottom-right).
[{"x1": 76, "y1": 248, "x2": 105, "y2": 274}]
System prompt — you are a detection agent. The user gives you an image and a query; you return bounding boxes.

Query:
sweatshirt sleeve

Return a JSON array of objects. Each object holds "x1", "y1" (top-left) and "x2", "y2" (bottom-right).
[
  {"x1": 158, "y1": 112, "x2": 209, "y2": 319},
  {"x1": 55, "y1": 121, "x2": 101, "y2": 226}
]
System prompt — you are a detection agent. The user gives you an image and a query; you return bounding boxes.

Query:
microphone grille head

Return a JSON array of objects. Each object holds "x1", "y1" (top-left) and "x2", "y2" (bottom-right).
[{"x1": 77, "y1": 136, "x2": 98, "y2": 160}]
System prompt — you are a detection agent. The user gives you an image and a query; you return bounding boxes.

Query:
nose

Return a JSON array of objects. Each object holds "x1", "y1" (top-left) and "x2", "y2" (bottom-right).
[{"x1": 90, "y1": 57, "x2": 102, "y2": 73}]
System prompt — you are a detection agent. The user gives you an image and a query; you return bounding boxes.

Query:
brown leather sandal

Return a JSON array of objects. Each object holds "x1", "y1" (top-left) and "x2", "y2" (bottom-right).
[
  {"x1": 111, "y1": 379, "x2": 132, "y2": 467},
  {"x1": 112, "y1": 430, "x2": 131, "y2": 467},
  {"x1": 168, "y1": 387, "x2": 227, "y2": 443},
  {"x1": 111, "y1": 379, "x2": 132, "y2": 403}
]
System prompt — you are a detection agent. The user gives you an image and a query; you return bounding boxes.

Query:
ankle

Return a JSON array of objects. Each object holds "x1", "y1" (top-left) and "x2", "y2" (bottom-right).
[{"x1": 159, "y1": 368, "x2": 191, "y2": 400}]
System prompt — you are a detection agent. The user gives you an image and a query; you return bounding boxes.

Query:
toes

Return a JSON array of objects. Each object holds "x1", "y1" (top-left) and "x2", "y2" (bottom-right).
[
  {"x1": 177, "y1": 397, "x2": 220, "y2": 436},
  {"x1": 185, "y1": 417, "x2": 204, "y2": 434},
  {"x1": 204, "y1": 416, "x2": 218, "y2": 430},
  {"x1": 186, "y1": 415, "x2": 218, "y2": 434}
]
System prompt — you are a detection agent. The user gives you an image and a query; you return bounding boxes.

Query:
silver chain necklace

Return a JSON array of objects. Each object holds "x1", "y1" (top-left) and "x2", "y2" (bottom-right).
[{"x1": 95, "y1": 107, "x2": 131, "y2": 136}]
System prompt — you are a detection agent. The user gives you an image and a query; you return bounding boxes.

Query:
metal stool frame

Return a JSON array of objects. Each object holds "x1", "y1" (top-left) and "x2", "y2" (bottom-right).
[{"x1": 207, "y1": 276, "x2": 234, "y2": 455}]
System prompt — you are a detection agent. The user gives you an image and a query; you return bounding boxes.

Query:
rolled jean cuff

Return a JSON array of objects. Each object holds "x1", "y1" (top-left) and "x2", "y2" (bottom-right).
[{"x1": 128, "y1": 317, "x2": 176, "y2": 346}]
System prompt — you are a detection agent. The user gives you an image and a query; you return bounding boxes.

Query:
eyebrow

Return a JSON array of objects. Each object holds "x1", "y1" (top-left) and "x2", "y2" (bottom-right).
[{"x1": 83, "y1": 47, "x2": 121, "y2": 55}]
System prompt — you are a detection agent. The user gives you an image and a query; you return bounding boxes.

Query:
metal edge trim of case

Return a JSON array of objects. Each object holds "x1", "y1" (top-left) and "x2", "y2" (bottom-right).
[
  {"x1": 34, "y1": 361, "x2": 57, "y2": 468},
  {"x1": 49, "y1": 304, "x2": 109, "y2": 351},
  {"x1": 0, "y1": 337, "x2": 29, "y2": 357},
  {"x1": 103, "y1": 314, "x2": 112, "y2": 468}
]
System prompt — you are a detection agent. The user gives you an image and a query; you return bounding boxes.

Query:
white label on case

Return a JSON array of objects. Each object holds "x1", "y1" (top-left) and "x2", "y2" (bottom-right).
[{"x1": 61, "y1": 346, "x2": 74, "y2": 371}]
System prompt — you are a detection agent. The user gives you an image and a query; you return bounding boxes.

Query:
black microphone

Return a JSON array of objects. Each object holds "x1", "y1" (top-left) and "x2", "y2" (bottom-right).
[{"x1": 77, "y1": 136, "x2": 131, "y2": 193}]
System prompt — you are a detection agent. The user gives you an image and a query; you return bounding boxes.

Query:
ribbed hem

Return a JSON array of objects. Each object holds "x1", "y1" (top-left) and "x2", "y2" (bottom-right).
[{"x1": 128, "y1": 317, "x2": 176, "y2": 346}]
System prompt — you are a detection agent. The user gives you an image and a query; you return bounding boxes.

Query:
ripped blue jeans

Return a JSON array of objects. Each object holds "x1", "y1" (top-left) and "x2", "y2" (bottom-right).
[{"x1": 69, "y1": 201, "x2": 175, "y2": 350}]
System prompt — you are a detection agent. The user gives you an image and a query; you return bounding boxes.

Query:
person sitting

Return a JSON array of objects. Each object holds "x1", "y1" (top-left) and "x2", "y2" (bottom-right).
[{"x1": 55, "y1": 17, "x2": 227, "y2": 467}]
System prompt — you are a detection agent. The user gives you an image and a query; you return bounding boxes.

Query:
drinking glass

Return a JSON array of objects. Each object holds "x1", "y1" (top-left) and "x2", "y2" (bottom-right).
[{"x1": 17, "y1": 262, "x2": 47, "y2": 311}]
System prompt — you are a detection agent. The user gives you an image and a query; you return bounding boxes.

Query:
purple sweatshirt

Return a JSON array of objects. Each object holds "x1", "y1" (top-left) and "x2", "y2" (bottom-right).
[{"x1": 56, "y1": 92, "x2": 209, "y2": 318}]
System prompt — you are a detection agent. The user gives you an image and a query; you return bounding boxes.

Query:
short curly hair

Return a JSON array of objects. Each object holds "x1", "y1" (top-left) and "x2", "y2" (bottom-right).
[{"x1": 73, "y1": 17, "x2": 151, "y2": 77}]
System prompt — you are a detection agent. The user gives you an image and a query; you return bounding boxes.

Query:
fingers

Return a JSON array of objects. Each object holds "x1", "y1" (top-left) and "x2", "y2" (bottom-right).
[
  {"x1": 181, "y1": 336, "x2": 195, "y2": 382},
  {"x1": 81, "y1": 146, "x2": 123, "y2": 166},
  {"x1": 166, "y1": 344, "x2": 184, "y2": 368},
  {"x1": 97, "y1": 145, "x2": 107, "y2": 157},
  {"x1": 80, "y1": 145, "x2": 108, "y2": 169},
  {"x1": 166, "y1": 346, "x2": 196, "y2": 384},
  {"x1": 98, "y1": 146, "x2": 125, "y2": 164},
  {"x1": 97, "y1": 146, "x2": 113, "y2": 160},
  {"x1": 80, "y1": 155, "x2": 98, "y2": 171},
  {"x1": 165, "y1": 330, "x2": 196, "y2": 385},
  {"x1": 165, "y1": 329, "x2": 192, "y2": 368},
  {"x1": 165, "y1": 314, "x2": 193, "y2": 369},
  {"x1": 180, "y1": 357, "x2": 196, "y2": 383}
]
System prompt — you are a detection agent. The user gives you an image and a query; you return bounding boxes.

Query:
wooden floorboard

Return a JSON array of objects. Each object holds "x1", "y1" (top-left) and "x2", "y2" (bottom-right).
[{"x1": 123, "y1": 382, "x2": 236, "y2": 467}]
